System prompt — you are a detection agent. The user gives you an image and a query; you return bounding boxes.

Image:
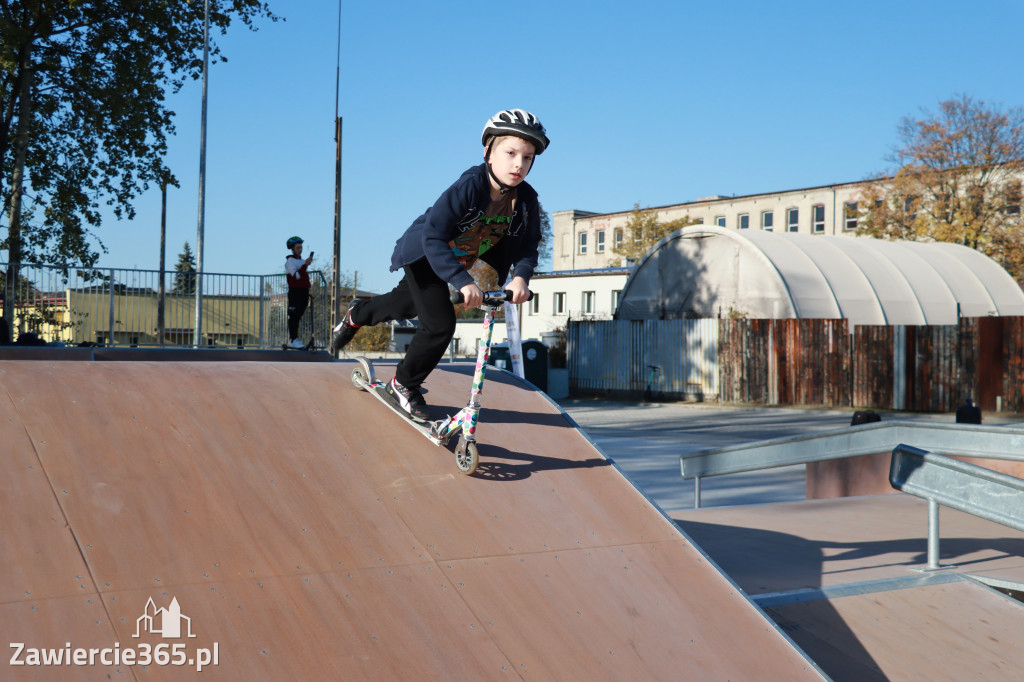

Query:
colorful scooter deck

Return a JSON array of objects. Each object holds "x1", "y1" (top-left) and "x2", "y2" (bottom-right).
[{"x1": 350, "y1": 357, "x2": 479, "y2": 474}]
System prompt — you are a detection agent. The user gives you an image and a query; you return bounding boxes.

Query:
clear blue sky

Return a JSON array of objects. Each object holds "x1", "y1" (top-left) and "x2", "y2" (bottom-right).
[{"x1": 92, "y1": 0, "x2": 1024, "y2": 294}]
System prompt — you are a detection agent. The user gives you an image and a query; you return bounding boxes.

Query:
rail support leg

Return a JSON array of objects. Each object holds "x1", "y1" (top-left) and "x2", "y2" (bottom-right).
[{"x1": 927, "y1": 499, "x2": 940, "y2": 569}]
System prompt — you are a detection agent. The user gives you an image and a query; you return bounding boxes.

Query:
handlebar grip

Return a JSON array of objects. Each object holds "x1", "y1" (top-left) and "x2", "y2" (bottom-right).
[{"x1": 450, "y1": 290, "x2": 534, "y2": 305}]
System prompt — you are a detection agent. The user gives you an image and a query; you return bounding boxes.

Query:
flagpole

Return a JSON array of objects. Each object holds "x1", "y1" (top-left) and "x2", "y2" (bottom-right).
[
  {"x1": 193, "y1": 0, "x2": 210, "y2": 347},
  {"x1": 332, "y1": 0, "x2": 343, "y2": 332}
]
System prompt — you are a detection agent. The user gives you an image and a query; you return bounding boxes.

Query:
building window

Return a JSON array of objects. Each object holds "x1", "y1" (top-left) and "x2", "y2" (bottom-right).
[
  {"x1": 1006, "y1": 181, "x2": 1022, "y2": 216},
  {"x1": 738, "y1": 213, "x2": 749, "y2": 229},
  {"x1": 582, "y1": 291, "x2": 595, "y2": 316},
  {"x1": 844, "y1": 201, "x2": 859, "y2": 230},
  {"x1": 904, "y1": 195, "x2": 918, "y2": 222},
  {"x1": 762, "y1": 210, "x2": 773, "y2": 231},
  {"x1": 936, "y1": 192, "x2": 954, "y2": 222},
  {"x1": 614, "y1": 228, "x2": 624, "y2": 249},
  {"x1": 612, "y1": 290, "x2": 621, "y2": 312},
  {"x1": 714, "y1": 215, "x2": 726, "y2": 227},
  {"x1": 579, "y1": 232, "x2": 587, "y2": 255},
  {"x1": 528, "y1": 295, "x2": 539, "y2": 315},
  {"x1": 812, "y1": 204, "x2": 825, "y2": 233},
  {"x1": 787, "y1": 207, "x2": 799, "y2": 232},
  {"x1": 554, "y1": 292, "x2": 566, "y2": 315},
  {"x1": 596, "y1": 229, "x2": 605, "y2": 253}
]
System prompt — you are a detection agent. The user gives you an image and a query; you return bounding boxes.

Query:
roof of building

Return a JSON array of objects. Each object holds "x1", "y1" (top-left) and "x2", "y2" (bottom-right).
[
  {"x1": 554, "y1": 178, "x2": 867, "y2": 221},
  {"x1": 616, "y1": 225, "x2": 1024, "y2": 325},
  {"x1": 534, "y1": 267, "x2": 633, "y2": 279}
]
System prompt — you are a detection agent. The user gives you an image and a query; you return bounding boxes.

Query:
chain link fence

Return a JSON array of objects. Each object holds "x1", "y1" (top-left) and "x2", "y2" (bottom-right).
[{"x1": 1, "y1": 262, "x2": 333, "y2": 349}]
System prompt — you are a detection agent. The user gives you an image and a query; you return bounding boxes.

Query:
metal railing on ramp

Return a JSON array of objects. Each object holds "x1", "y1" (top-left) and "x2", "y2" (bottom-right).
[
  {"x1": 890, "y1": 444, "x2": 1024, "y2": 570},
  {"x1": 680, "y1": 421, "x2": 1024, "y2": 508}
]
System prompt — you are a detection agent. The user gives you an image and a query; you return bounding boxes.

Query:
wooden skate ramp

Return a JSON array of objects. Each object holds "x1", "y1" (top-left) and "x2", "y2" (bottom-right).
[{"x1": 1, "y1": 359, "x2": 823, "y2": 680}]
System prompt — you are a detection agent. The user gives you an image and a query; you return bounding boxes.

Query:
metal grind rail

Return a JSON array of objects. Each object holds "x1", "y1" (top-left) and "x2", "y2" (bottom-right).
[
  {"x1": 890, "y1": 444, "x2": 1024, "y2": 570},
  {"x1": 680, "y1": 421, "x2": 1024, "y2": 508}
]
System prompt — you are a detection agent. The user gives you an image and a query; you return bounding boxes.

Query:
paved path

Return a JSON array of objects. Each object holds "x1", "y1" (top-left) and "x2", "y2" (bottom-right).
[{"x1": 558, "y1": 399, "x2": 1023, "y2": 514}]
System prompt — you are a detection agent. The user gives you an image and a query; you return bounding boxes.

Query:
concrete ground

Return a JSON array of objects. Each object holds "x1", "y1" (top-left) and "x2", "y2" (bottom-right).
[
  {"x1": 558, "y1": 398, "x2": 1024, "y2": 681},
  {"x1": 557, "y1": 399, "x2": 1024, "y2": 514}
]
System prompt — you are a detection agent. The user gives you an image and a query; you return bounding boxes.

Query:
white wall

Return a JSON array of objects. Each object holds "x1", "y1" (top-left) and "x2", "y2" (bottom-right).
[
  {"x1": 448, "y1": 269, "x2": 630, "y2": 355},
  {"x1": 521, "y1": 270, "x2": 630, "y2": 341},
  {"x1": 452, "y1": 317, "x2": 507, "y2": 356}
]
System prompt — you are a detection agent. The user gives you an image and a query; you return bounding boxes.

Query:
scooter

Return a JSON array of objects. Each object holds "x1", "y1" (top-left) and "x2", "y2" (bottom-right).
[{"x1": 349, "y1": 289, "x2": 529, "y2": 475}]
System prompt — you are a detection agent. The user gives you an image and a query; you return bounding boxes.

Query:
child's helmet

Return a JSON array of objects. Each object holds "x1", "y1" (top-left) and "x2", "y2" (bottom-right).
[
  {"x1": 481, "y1": 109, "x2": 549, "y2": 154},
  {"x1": 286, "y1": 236, "x2": 304, "y2": 248}
]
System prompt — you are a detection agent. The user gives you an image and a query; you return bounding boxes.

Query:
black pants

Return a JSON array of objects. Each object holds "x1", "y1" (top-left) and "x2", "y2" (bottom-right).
[
  {"x1": 352, "y1": 258, "x2": 455, "y2": 390},
  {"x1": 287, "y1": 288, "x2": 310, "y2": 340}
]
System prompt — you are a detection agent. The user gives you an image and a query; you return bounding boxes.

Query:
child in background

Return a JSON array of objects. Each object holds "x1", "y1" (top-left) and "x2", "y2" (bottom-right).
[{"x1": 285, "y1": 236, "x2": 313, "y2": 349}]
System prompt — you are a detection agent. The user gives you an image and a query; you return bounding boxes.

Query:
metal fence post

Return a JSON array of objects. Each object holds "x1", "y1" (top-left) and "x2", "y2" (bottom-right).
[
  {"x1": 258, "y1": 275, "x2": 265, "y2": 348},
  {"x1": 107, "y1": 268, "x2": 116, "y2": 346}
]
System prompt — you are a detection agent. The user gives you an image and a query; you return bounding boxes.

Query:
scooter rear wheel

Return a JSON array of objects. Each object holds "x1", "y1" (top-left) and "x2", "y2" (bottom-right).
[{"x1": 455, "y1": 438, "x2": 479, "y2": 475}]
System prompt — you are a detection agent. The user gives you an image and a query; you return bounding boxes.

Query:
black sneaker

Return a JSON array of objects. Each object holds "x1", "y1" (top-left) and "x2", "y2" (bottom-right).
[
  {"x1": 385, "y1": 377, "x2": 430, "y2": 422},
  {"x1": 330, "y1": 300, "x2": 363, "y2": 354}
]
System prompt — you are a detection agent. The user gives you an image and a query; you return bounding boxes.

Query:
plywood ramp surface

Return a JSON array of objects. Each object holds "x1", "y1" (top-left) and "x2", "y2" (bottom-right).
[{"x1": 0, "y1": 360, "x2": 822, "y2": 681}]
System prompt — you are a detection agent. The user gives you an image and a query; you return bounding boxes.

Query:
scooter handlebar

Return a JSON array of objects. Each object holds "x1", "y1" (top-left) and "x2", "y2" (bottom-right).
[{"x1": 450, "y1": 289, "x2": 534, "y2": 305}]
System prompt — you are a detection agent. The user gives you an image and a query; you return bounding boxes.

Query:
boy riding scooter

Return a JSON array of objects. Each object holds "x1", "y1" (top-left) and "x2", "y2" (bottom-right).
[{"x1": 331, "y1": 109, "x2": 550, "y2": 421}]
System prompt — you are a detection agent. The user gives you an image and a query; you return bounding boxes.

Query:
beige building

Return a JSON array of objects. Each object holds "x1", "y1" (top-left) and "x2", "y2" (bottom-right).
[
  {"x1": 12, "y1": 289, "x2": 275, "y2": 347},
  {"x1": 552, "y1": 180, "x2": 867, "y2": 271},
  {"x1": 534, "y1": 180, "x2": 870, "y2": 340}
]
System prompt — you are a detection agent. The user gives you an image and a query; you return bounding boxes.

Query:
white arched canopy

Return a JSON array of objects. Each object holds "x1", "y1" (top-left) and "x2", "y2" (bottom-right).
[{"x1": 616, "y1": 226, "x2": 1024, "y2": 325}]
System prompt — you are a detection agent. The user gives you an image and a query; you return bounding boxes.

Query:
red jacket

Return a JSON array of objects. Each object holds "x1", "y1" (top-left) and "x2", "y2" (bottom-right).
[{"x1": 285, "y1": 254, "x2": 311, "y2": 289}]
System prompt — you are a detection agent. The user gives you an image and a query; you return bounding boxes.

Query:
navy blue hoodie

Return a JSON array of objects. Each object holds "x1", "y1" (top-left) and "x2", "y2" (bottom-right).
[{"x1": 389, "y1": 164, "x2": 542, "y2": 291}]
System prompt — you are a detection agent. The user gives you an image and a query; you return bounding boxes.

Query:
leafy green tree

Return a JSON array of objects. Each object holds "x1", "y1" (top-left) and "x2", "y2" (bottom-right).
[
  {"x1": 1, "y1": 0, "x2": 277, "y2": 321},
  {"x1": 858, "y1": 94, "x2": 1024, "y2": 279},
  {"x1": 611, "y1": 203, "x2": 698, "y2": 263},
  {"x1": 172, "y1": 241, "x2": 196, "y2": 295}
]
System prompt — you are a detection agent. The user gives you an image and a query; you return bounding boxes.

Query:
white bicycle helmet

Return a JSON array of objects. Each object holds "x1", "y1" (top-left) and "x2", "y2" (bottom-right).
[{"x1": 481, "y1": 109, "x2": 549, "y2": 154}]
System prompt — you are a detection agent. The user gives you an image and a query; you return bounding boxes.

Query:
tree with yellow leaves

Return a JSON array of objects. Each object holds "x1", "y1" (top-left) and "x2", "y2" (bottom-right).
[
  {"x1": 611, "y1": 203, "x2": 699, "y2": 263},
  {"x1": 858, "y1": 94, "x2": 1024, "y2": 279}
]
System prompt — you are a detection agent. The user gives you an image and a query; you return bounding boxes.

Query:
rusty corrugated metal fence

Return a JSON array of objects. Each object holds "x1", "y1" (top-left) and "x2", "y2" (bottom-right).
[
  {"x1": 569, "y1": 316, "x2": 1024, "y2": 413},
  {"x1": 719, "y1": 318, "x2": 851, "y2": 406}
]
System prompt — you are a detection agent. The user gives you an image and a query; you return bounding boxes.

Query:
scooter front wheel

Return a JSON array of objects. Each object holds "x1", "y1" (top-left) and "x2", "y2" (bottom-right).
[
  {"x1": 350, "y1": 357, "x2": 375, "y2": 390},
  {"x1": 455, "y1": 437, "x2": 479, "y2": 475}
]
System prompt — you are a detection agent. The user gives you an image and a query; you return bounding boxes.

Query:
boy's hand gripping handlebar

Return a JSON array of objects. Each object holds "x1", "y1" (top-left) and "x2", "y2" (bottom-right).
[{"x1": 450, "y1": 290, "x2": 534, "y2": 306}]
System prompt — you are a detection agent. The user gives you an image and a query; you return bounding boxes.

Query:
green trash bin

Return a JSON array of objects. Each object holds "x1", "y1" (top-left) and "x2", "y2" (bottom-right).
[
  {"x1": 521, "y1": 340, "x2": 548, "y2": 392},
  {"x1": 487, "y1": 344, "x2": 512, "y2": 371}
]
